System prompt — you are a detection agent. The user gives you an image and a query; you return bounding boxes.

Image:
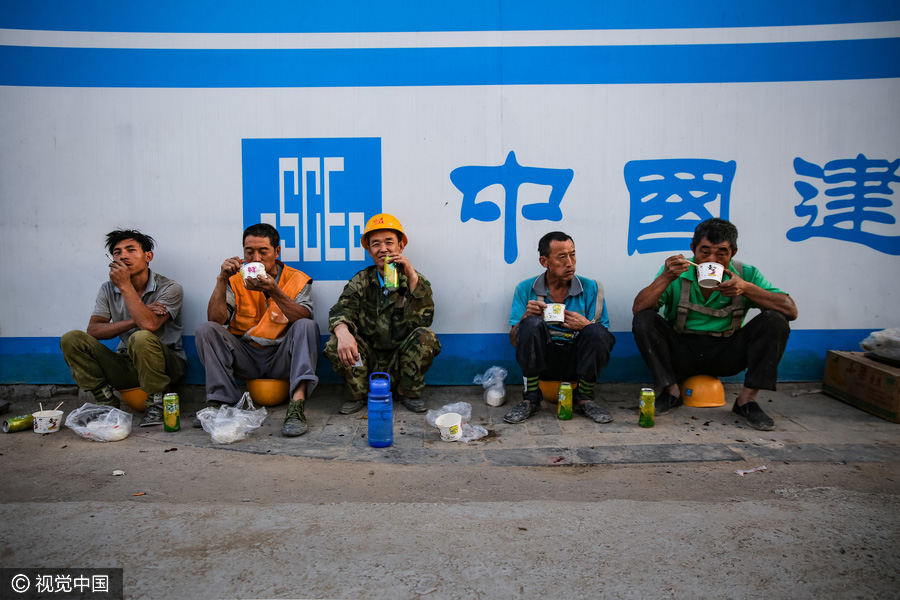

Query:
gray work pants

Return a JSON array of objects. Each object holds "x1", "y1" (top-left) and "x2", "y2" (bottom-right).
[{"x1": 195, "y1": 319, "x2": 320, "y2": 404}]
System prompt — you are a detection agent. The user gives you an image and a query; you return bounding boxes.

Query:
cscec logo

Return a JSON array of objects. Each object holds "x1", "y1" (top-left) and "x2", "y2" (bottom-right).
[{"x1": 242, "y1": 138, "x2": 382, "y2": 280}]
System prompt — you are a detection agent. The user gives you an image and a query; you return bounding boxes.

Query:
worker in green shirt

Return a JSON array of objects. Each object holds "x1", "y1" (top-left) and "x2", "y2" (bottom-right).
[{"x1": 632, "y1": 218, "x2": 798, "y2": 431}]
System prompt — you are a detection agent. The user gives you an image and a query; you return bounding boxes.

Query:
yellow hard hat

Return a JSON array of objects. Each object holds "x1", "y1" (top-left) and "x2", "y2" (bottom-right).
[
  {"x1": 682, "y1": 375, "x2": 726, "y2": 407},
  {"x1": 361, "y1": 213, "x2": 408, "y2": 249}
]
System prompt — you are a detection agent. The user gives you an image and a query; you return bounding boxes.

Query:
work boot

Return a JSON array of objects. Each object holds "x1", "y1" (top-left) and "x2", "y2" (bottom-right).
[
  {"x1": 503, "y1": 389, "x2": 543, "y2": 424},
  {"x1": 340, "y1": 398, "x2": 365, "y2": 415},
  {"x1": 399, "y1": 395, "x2": 426, "y2": 413},
  {"x1": 655, "y1": 391, "x2": 683, "y2": 415},
  {"x1": 282, "y1": 399, "x2": 308, "y2": 437},
  {"x1": 732, "y1": 400, "x2": 775, "y2": 431},
  {"x1": 139, "y1": 393, "x2": 165, "y2": 427},
  {"x1": 91, "y1": 384, "x2": 119, "y2": 407}
]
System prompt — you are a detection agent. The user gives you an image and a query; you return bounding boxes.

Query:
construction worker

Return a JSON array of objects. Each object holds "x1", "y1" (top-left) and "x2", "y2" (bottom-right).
[
  {"x1": 195, "y1": 223, "x2": 320, "y2": 437},
  {"x1": 325, "y1": 213, "x2": 441, "y2": 414},
  {"x1": 631, "y1": 218, "x2": 798, "y2": 431}
]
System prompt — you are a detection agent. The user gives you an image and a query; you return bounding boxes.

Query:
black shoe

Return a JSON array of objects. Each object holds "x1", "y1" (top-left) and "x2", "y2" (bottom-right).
[
  {"x1": 193, "y1": 401, "x2": 225, "y2": 428},
  {"x1": 95, "y1": 398, "x2": 121, "y2": 409},
  {"x1": 732, "y1": 400, "x2": 775, "y2": 431},
  {"x1": 139, "y1": 404, "x2": 163, "y2": 427},
  {"x1": 655, "y1": 391, "x2": 683, "y2": 415},
  {"x1": 574, "y1": 400, "x2": 613, "y2": 424},
  {"x1": 399, "y1": 395, "x2": 427, "y2": 413},
  {"x1": 282, "y1": 399, "x2": 308, "y2": 437},
  {"x1": 340, "y1": 399, "x2": 365, "y2": 415},
  {"x1": 503, "y1": 389, "x2": 543, "y2": 424}
]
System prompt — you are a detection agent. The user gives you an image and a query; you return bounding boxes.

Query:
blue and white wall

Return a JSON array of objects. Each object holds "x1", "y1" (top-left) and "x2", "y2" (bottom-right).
[{"x1": 2, "y1": 2, "x2": 899, "y2": 385}]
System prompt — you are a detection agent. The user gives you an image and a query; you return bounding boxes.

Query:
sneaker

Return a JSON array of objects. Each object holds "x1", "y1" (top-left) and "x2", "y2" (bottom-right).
[
  {"x1": 340, "y1": 399, "x2": 365, "y2": 415},
  {"x1": 139, "y1": 404, "x2": 163, "y2": 427},
  {"x1": 503, "y1": 389, "x2": 543, "y2": 424},
  {"x1": 655, "y1": 391, "x2": 683, "y2": 415},
  {"x1": 399, "y1": 395, "x2": 426, "y2": 413},
  {"x1": 574, "y1": 400, "x2": 613, "y2": 424},
  {"x1": 94, "y1": 398, "x2": 121, "y2": 409},
  {"x1": 732, "y1": 400, "x2": 775, "y2": 431},
  {"x1": 282, "y1": 399, "x2": 308, "y2": 437}
]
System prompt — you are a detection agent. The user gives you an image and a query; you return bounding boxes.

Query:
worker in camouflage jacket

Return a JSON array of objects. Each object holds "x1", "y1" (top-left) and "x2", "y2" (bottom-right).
[{"x1": 325, "y1": 213, "x2": 441, "y2": 415}]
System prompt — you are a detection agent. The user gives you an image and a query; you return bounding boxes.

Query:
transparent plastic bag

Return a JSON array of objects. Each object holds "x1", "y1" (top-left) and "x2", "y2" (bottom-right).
[
  {"x1": 474, "y1": 366, "x2": 507, "y2": 406},
  {"x1": 196, "y1": 392, "x2": 268, "y2": 444},
  {"x1": 65, "y1": 403, "x2": 132, "y2": 442},
  {"x1": 860, "y1": 328, "x2": 900, "y2": 361},
  {"x1": 425, "y1": 401, "x2": 489, "y2": 443}
]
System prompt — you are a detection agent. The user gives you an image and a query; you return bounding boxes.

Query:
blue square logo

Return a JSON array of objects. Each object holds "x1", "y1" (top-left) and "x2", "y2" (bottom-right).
[{"x1": 242, "y1": 138, "x2": 382, "y2": 280}]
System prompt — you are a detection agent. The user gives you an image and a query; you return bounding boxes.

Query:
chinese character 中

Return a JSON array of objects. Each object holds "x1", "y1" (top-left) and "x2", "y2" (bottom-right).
[
  {"x1": 624, "y1": 158, "x2": 736, "y2": 255},
  {"x1": 787, "y1": 154, "x2": 900, "y2": 255},
  {"x1": 74, "y1": 574, "x2": 91, "y2": 591},
  {"x1": 451, "y1": 151, "x2": 573, "y2": 264}
]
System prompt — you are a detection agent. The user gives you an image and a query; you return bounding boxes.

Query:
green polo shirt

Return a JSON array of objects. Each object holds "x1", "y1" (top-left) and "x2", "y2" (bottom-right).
[{"x1": 656, "y1": 259, "x2": 786, "y2": 334}]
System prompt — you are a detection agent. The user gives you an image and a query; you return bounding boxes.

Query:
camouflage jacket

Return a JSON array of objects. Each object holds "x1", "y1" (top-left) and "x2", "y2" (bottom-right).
[{"x1": 328, "y1": 265, "x2": 436, "y2": 352}]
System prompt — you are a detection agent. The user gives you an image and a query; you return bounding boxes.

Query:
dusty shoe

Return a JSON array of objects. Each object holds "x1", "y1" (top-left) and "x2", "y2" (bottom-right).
[
  {"x1": 193, "y1": 401, "x2": 225, "y2": 428},
  {"x1": 503, "y1": 389, "x2": 543, "y2": 424},
  {"x1": 399, "y1": 395, "x2": 426, "y2": 413},
  {"x1": 340, "y1": 399, "x2": 365, "y2": 415},
  {"x1": 282, "y1": 399, "x2": 308, "y2": 437},
  {"x1": 655, "y1": 391, "x2": 683, "y2": 415},
  {"x1": 732, "y1": 400, "x2": 775, "y2": 431},
  {"x1": 139, "y1": 403, "x2": 163, "y2": 427},
  {"x1": 95, "y1": 398, "x2": 121, "y2": 409},
  {"x1": 574, "y1": 400, "x2": 613, "y2": 424}
]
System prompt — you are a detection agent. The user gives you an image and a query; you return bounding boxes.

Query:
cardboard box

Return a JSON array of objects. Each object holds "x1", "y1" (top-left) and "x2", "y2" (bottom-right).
[{"x1": 823, "y1": 350, "x2": 900, "y2": 423}]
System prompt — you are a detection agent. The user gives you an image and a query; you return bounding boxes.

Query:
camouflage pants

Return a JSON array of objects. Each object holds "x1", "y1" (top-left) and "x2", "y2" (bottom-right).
[{"x1": 324, "y1": 327, "x2": 441, "y2": 400}]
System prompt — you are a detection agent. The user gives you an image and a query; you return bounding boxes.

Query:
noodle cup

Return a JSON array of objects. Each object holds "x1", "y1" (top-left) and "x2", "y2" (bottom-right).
[
  {"x1": 697, "y1": 262, "x2": 725, "y2": 288},
  {"x1": 543, "y1": 303, "x2": 565, "y2": 323},
  {"x1": 240, "y1": 262, "x2": 267, "y2": 280},
  {"x1": 435, "y1": 412, "x2": 462, "y2": 442},
  {"x1": 33, "y1": 410, "x2": 63, "y2": 434}
]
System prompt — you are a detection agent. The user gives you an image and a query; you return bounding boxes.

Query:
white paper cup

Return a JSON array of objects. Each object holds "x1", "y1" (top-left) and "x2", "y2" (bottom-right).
[
  {"x1": 33, "y1": 410, "x2": 63, "y2": 434},
  {"x1": 543, "y1": 303, "x2": 565, "y2": 323},
  {"x1": 240, "y1": 262, "x2": 267, "y2": 280},
  {"x1": 697, "y1": 262, "x2": 725, "y2": 288},
  {"x1": 435, "y1": 412, "x2": 463, "y2": 441}
]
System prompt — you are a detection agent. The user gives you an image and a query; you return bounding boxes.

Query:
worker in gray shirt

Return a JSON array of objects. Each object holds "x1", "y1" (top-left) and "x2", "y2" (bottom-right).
[{"x1": 61, "y1": 229, "x2": 186, "y2": 427}]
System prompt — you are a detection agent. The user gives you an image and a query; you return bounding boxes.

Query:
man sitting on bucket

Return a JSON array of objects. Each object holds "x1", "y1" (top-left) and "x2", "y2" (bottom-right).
[
  {"x1": 631, "y1": 218, "x2": 798, "y2": 431},
  {"x1": 504, "y1": 231, "x2": 616, "y2": 425},
  {"x1": 325, "y1": 213, "x2": 441, "y2": 415},
  {"x1": 60, "y1": 229, "x2": 186, "y2": 428},
  {"x1": 195, "y1": 223, "x2": 320, "y2": 437}
]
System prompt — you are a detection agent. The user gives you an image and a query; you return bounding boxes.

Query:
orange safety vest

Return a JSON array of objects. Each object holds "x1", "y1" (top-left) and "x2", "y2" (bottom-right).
[{"x1": 227, "y1": 264, "x2": 311, "y2": 343}]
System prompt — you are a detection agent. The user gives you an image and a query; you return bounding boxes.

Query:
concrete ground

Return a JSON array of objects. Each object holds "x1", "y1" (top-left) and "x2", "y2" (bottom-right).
[{"x1": 1, "y1": 382, "x2": 898, "y2": 600}]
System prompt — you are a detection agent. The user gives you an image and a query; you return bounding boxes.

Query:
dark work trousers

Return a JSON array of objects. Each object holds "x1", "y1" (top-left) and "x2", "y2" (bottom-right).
[
  {"x1": 515, "y1": 315, "x2": 616, "y2": 383},
  {"x1": 632, "y1": 309, "x2": 791, "y2": 391}
]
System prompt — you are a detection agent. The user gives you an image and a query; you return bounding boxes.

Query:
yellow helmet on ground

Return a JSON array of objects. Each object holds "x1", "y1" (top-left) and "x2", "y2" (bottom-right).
[
  {"x1": 361, "y1": 213, "x2": 408, "y2": 249},
  {"x1": 682, "y1": 375, "x2": 726, "y2": 407}
]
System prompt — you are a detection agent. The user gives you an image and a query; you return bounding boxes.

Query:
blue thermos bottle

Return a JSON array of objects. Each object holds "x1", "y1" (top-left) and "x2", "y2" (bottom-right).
[{"x1": 367, "y1": 372, "x2": 393, "y2": 448}]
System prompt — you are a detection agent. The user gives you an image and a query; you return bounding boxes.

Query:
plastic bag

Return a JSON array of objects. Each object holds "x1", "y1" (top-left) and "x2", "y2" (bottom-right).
[
  {"x1": 425, "y1": 402, "x2": 489, "y2": 443},
  {"x1": 196, "y1": 392, "x2": 268, "y2": 444},
  {"x1": 65, "y1": 403, "x2": 132, "y2": 442},
  {"x1": 860, "y1": 328, "x2": 900, "y2": 361},
  {"x1": 473, "y1": 366, "x2": 507, "y2": 407}
]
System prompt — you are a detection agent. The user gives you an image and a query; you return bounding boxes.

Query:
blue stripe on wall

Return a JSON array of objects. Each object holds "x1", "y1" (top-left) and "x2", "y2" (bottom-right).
[
  {"x1": 2, "y1": 1, "x2": 899, "y2": 33},
  {"x1": 2, "y1": 38, "x2": 898, "y2": 88},
  {"x1": 0, "y1": 329, "x2": 877, "y2": 385}
]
